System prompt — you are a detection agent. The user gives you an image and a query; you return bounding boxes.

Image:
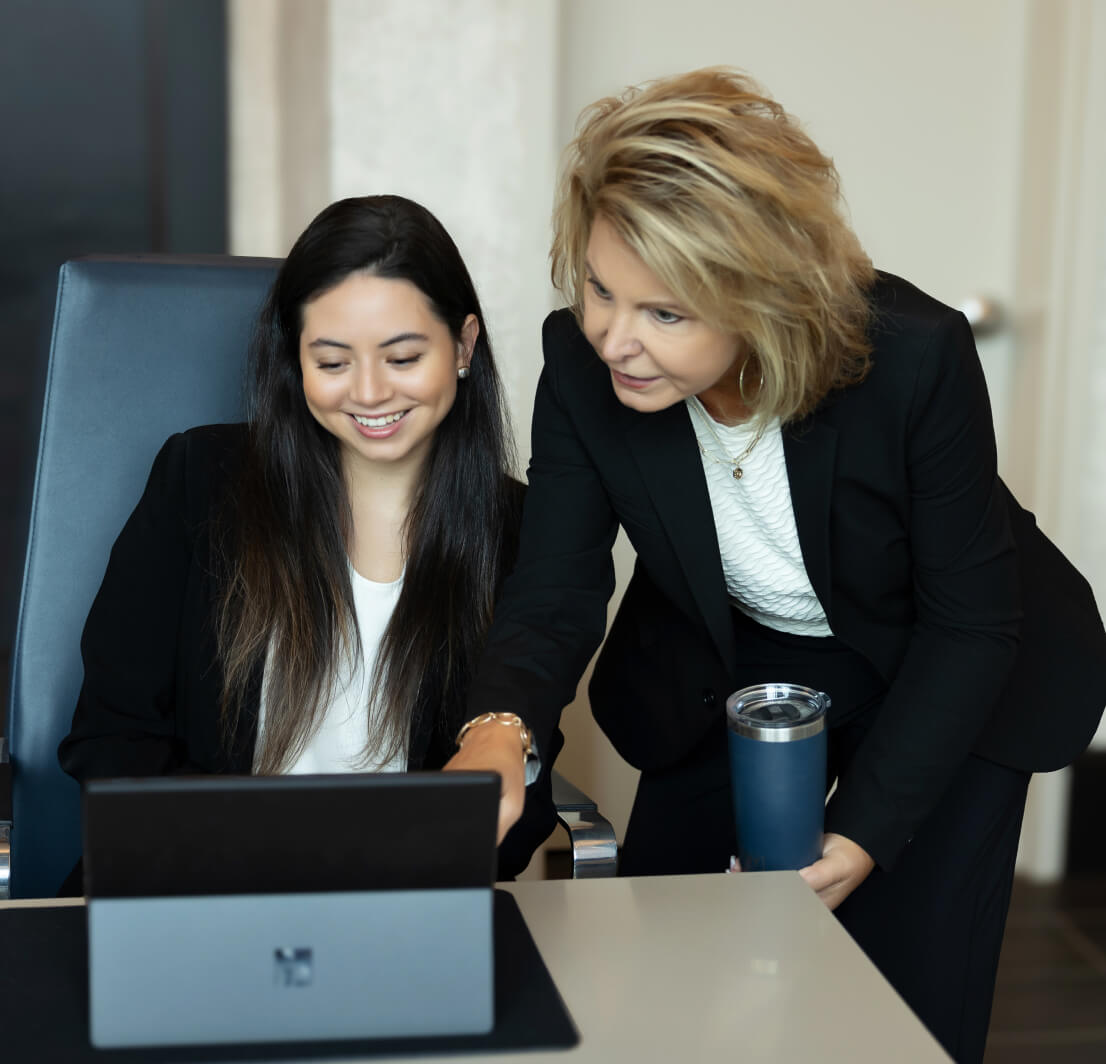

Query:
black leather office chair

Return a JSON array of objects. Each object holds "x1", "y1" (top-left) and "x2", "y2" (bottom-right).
[{"x1": 0, "y1": 256, "x2": 615, "y2": 898}]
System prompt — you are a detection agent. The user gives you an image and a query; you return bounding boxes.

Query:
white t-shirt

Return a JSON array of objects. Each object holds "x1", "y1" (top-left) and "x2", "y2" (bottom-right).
[{"x1": 254, "y1": 567, "x2": 407, "y2": 774}]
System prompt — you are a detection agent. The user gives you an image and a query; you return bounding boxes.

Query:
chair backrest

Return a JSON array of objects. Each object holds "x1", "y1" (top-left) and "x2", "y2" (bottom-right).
[{"x1": 5, "y1": 256, "x2": 280, "y2": 897}]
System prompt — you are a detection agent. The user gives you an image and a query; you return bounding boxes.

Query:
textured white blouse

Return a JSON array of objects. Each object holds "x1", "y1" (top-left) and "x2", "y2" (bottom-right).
[{"x1": 685, "y1": 396, "x2": 832, "y2": 637}]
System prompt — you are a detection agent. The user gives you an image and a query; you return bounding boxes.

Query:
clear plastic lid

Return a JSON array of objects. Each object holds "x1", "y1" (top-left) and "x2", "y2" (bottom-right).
[{"x1": 725, "y1": 683, "x2": 830, "y2": 741}]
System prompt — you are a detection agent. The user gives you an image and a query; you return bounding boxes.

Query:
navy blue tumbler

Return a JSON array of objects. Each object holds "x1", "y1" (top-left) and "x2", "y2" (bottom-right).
[{"x1": 726, "y1": 683, "x2": 830, "y2": 871}]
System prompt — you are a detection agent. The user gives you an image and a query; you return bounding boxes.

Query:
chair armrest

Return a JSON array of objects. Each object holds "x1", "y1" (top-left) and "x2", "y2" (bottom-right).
[
  {"x1": 551, "y1": 769, "x2": 617, "y2": 878},
  {"x1": 1, "y1": 737, "x2": 11, "y2": 900}
]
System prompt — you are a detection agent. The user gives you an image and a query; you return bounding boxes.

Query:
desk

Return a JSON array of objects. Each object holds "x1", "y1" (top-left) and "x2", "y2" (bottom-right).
[
  {"x1": 1, "y1": 872, "x2": 950, "y2": 1062},
  {"x1": 502, "y1": 873, "x2": 949, "y2": 1063}
]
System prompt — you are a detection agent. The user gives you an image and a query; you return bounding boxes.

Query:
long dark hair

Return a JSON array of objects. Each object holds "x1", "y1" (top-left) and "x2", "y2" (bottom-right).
[{"x1": 216, "y1": 195, "x2": 517, "y2": 772}]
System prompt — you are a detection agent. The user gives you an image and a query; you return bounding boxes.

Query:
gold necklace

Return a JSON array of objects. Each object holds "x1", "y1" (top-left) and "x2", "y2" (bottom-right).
[{"x1": 689, "y1": 398, "x2": 765, "y2": 480}]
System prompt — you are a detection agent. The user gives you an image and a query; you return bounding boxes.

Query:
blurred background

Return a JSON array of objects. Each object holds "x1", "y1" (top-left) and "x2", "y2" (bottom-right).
[{"x1": 2, "y1": 1, "x2": 1105, "y2": 1055}]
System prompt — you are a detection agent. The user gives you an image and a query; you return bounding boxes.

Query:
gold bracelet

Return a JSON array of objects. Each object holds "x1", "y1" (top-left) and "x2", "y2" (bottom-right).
[{"x1": 455, "y1": 712, "x2": 534, "y2": 767}]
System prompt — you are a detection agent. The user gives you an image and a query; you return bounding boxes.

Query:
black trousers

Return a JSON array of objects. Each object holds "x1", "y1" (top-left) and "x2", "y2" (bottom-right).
[{"x1": 618, "y1": 612, "x2": 1030, "y2": 1063}]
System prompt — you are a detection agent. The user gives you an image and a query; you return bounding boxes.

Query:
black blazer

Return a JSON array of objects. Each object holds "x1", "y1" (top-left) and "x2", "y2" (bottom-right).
[
  {"x1": 468, "y1": 273, "x2": 1106, "y2": 869},
  {"x1": 58, "y1": 424, "x2": 556, "y2": 879}
]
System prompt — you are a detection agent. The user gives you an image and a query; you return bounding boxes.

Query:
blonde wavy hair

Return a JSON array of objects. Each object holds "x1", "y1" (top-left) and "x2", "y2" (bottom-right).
[{"x1": 551, "y1": 67, "x2": 877, "y2": 424}]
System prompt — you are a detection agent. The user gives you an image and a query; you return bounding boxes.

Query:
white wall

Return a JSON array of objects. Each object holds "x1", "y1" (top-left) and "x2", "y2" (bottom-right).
[
  {"x1": 558, "y1": 0, "x2": 1026, "y2": 311},
  {"x1": 229, "y1": 0, "x2": 558, "y2": 442}
]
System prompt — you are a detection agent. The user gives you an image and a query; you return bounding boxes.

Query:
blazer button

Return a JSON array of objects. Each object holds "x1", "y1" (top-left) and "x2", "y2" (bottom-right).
[{"x1": 701, "y1": 688, "x2": 717, "y2": 708}]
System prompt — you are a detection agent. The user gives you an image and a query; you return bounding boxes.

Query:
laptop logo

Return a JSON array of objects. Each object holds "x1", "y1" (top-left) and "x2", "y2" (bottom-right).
[{"x1": 274, "y1": 947, "x2": 313, "y2": 987}]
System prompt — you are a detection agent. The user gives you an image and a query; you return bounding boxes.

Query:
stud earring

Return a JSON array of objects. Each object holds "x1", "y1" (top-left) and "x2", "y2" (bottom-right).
[{"x1": 458, "y1": 366, "x2": 470, "y2": 379}]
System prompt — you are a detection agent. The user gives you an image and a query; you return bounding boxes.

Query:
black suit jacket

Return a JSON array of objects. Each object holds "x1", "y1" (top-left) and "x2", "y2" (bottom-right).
[
  {"x1": 468, "y1": 273, "x2": 1106, "y2": 869},
  {"x1": 58, "y1": 423, "x2": 556, "y2": 879}
]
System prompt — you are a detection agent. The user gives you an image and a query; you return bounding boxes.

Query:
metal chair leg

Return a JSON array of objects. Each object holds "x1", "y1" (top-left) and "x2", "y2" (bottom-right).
[{"x1": 551, "y1": 769, "x2": 618, "y2": 878}]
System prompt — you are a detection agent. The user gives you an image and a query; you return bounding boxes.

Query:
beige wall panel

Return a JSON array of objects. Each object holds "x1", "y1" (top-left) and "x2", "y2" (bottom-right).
[{"x1": 327, "y1": 0, "x2": 558, "y2": 439}]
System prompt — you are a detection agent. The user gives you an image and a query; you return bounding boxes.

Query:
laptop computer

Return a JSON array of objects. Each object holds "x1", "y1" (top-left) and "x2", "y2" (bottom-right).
[{"x1": 82, "y1": 771, "x2": 500, "y2": 1049}]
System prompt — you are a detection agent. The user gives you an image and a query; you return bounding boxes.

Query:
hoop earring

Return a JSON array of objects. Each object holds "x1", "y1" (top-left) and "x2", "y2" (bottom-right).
[
  {"x1": 738, "y1": 356, "x2": 763, "y2": 405},
  {"x1": 457, "y1": 366, "x2": 470, "y2": 379}
]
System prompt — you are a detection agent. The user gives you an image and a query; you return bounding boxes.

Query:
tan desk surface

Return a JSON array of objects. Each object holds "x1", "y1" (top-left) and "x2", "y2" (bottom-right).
[
  {"x1": 1, "y1": 872, "x2": 950, "y2": 1062},
  {"x1": 499, "y1": 872, "x2": 950, "y2": 1063}
]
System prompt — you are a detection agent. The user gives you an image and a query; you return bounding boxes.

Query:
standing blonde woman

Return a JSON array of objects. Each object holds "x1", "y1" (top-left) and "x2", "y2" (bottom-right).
[{"x1": 452, "y1": 70, "x2": 1106, "y2": 1060}]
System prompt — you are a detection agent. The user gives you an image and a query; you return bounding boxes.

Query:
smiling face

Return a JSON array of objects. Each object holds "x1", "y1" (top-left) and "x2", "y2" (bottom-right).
[
  {"x1": 582, "y1": 215, "x2": 746, "y2": 418},
  {"x1": 298, "y1": 271, "x2": 475, "y2": 479}
]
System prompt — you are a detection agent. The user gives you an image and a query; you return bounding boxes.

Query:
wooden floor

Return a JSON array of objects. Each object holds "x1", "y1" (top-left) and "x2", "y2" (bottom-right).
[{"x1": 984, "y1": 876, "x2": 1106, "y2": 1063}]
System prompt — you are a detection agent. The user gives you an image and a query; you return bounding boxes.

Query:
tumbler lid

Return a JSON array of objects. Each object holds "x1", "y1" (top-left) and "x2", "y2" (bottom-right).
[{"x1": 725, "y1": 683, "x2": 829, "y2": 742}]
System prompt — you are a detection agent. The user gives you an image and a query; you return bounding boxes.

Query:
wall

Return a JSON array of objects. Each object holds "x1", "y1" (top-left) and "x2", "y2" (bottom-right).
[{"x1": 228, "y1": 0, "x2": 558, "y2": 442}]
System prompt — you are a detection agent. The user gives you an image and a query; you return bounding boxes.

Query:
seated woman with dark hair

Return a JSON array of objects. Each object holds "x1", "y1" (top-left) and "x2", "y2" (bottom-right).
[{"x1": 58, "y1": 195, "x2": 556, "y2": 885}]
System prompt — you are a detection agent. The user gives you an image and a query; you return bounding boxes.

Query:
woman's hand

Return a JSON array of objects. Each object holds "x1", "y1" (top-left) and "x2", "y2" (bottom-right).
[
  {"x1": 442, "y1": 722, "x2": 527, "y2": 844},
  {"x1": 798, "y1": 833, "x2": 875, "y2": 910}
]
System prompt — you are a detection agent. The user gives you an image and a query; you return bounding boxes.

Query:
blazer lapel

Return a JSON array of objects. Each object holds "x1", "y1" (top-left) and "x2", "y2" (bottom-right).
[
  {"x1": 782, "y1": 419, "x2": 837, "y2": 624},
  {"x1": 625, "y1": 403, "x2": 736, "y2": 671}
]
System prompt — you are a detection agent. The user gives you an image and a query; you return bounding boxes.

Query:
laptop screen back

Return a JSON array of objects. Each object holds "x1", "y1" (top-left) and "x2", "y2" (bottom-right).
[
  {"x1": 83, "y1": 771, "x2": 500, "y2": 897},
  {"x1": 82, "y1": 772, "x2": 501, "y2": 1048}
]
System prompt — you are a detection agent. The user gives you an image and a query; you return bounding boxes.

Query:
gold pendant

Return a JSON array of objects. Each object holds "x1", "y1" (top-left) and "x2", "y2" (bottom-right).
[{"x1": 732, "y1": 467, "x2": 743, "y2": 480}]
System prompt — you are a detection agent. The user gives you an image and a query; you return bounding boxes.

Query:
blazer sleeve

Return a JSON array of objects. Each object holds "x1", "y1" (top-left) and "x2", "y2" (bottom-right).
[
  {"x1": 465, "y1": 316, "x2": 620, "y2": 760},
  {"x1": 825, "y1": 310, "x2": 1023, "y2": 868},
  {"x1": 58, "y1": 432, "x2": 217, "y2": 782}
]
